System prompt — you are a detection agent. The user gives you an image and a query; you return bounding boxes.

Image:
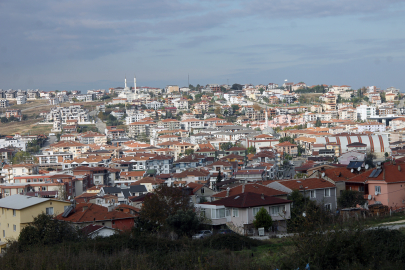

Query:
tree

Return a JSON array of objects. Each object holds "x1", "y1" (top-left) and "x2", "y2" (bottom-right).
[
  {"x1": 231, "y1": 83, "x2": 243, "y2": 90},
  {"x1": 214, "y1": 107, "x2": 221, "y2": 115},
  {"x1": 337, "y1": 190, "x2": 367, "y2": 208},
  {"x1": 385, "y1": 152, "x2": 389, "y2": 158},
  {"x1": 253, "y1": 207, "x2": 273, "y2": 231},
  {"x1": 18, "y1": 213, "x2": 80, "y2": 249},
  {"x1": 56, "y1": 133, "x2": 62, "y2": 142},
  {"x1": 137, "y1": 185, "x2": 192, "y2": 232},
  {"x1": 220, "y1": 142, "x2": 233, "y2": 151},
  {"x1": 279, "y1": 136, "x2": 295, "y2": 144},
  {"x1": 166, "y1": 209, "x2": 200, "y2": 237},
  {"x1": 365, "y1": 151, "x2": 376, "y2": 168},
  {"x1": 231, "y1": 104, "x2": 239, "y2": 113},
  {"x1": 287, "y1": 190, "x2": 324, "y2": 232},
  {"x1": 258, "y1": 88, "x2": 264, "y2": 95},
  {"x1": 1, "y1": 117, "x2": 8, "y2": 123},
  {"x1": 315, "y1": 118, "x2": 322, "y2": 127},
  {"x1": 247, "y1": 146, "x2": 256, "y2": 154},
  {"x1": 185, "y1": 149, "x2": 194, "y2": 156},
  {"x1": 380, "y1": 92, "x2": 386, "y2": 103},
  {"x1": 12, "y1": 151, "x2": 35, "y2": 164},
  {"x1": 216, "y1": 169, "x2": 223, "y2": 190},
  {"x1": 72, "y1": 97, "x2": 79, "y2": 102}
]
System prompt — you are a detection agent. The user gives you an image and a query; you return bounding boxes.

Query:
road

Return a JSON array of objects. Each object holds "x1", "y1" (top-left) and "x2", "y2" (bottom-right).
[
  {"x1": 42, "y1": 135, "x2": 57, "y2": 149},
  {"x1": 90, "y1": 110, "x2": 107, "y2": 133}
]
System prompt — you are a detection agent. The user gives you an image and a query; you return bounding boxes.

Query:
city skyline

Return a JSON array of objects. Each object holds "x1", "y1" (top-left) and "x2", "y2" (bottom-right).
[{"x1": 1, "y1": 0, "x2": 405, "y2": 91}]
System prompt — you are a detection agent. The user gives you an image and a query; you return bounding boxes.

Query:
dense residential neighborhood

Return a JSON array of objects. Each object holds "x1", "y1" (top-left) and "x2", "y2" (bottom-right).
[{"x1": 1, "y1": 80, "x2": 405, "y2": 260}]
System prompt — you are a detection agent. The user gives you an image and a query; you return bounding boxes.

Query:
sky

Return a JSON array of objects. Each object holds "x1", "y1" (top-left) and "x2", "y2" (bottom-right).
[{"x1": 1, "y1": 0, "x2": 405, "y2": 92}]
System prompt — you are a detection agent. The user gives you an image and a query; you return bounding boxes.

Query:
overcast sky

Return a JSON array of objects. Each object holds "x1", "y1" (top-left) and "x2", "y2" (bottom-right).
[{"x1": 1, "y1": 0, "x2": 405, "y2": 92}]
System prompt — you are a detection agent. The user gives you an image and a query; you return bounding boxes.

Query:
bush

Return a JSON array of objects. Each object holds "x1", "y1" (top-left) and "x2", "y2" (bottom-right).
[{"x1": 201, "y1": 234, "x2": 260, "y2": 251}]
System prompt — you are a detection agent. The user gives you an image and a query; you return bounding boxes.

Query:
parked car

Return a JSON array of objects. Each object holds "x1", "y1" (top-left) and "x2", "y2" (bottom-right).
[
  {"x1": 219, "y1": 229, "x2": 235, "y2": 235},
  {"x1": 192, "y1": 230, "x2": 212, "y2": 239}
]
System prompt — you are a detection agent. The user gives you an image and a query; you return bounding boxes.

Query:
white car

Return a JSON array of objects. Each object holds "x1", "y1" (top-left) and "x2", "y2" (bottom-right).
[{"x1": 192, "y1": 230, "x2": 212, "y2": 239}]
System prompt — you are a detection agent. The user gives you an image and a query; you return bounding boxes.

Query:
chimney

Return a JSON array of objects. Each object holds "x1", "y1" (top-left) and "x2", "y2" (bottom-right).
[
  {"x1": 399, "y1": 165, "x2": 401, "y2": 171},
  {"x1": 261, "y1": 193, "x2": 264, "y2": 200},
  {"x1": 226, "y1": 187, "x2": 230, "y2": 197},
  {"x1": 242, "y1": 183, "x2": 245, "y2": 193}
]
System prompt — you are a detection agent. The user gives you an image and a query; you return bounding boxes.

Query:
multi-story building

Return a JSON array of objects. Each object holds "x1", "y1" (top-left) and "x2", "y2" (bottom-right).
[
  {"x1": 0, "y1": 99, "x2": 9, "y2": 108},
  {"x1": 128, "y1": 121, "x2": 157, "y2": 138},
  {"x1": 356, "y1": 105, "x2": 376, "y2": 121}
]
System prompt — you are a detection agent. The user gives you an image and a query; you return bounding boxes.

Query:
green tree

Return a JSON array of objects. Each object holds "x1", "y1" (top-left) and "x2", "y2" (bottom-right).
[
  {"x1": 231, "y1": 83, "x2": 243, "y2": 90},
  {"x1": 185, "y1": 149, "x2": 194, "y2": 156},
  {"x1": 337, "y1": 190, "x2": 367, "y2": 209},
  {"x1": 220, "y1": 142, "x2": 233, "y2": 151},
  {"x1": 258, "y1": 88, "x2": 264, "y2": 95},
  {"x1": 216, "y1": 169, "x2": 223, "y2": 190},
  {"x1": 18, "y1": 213, "x2": 80, "y2": 250},
  {"x1": 137, "y1": 185, "x2": 192, "y2": 232},
  {"x1": 287, "y1": 190, "x2": 324, "y2": 232},
  {"x1": 253, "y1": 207, "x2": 273, "y2": 231},
  {"x1": 166, "y1": 209, "x2": 200, "y2": 237},
  {"x1": 1, "y1": 117, "x2": 8, "y2": 123},
  {"x1": 315, "y1": 118, "x2": 322, "y2": 127},
  {"x1": 72, "y1": 97, "x2": 79, "y2": 102},
  {"x1": 12, "y1": 151, "x2": 36, "y2": 164},
  {"x1": 385, "y1": 152, "x2": 389, "y2": 158},
  {"x1": 380, "y1": 92, "x2": 386, "y2": 103},
  {"x1": 247, "y1": 146, "x2": 256, "y2": 154}
]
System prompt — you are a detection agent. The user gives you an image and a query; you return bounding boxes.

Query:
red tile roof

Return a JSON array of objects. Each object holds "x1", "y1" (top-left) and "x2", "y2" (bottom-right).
[
  {"x1": 213, "y1": 183, "x2": 287, "y2": 198},
  {"x1": 276, "y1": 178, "x2": 335, "y2": 190},
  {"x1": 206, "y1": 192, "x2": 291, "y2": 208},
  {"x1": 55, "y1": 203, "x2": 135, "y2": 223}
]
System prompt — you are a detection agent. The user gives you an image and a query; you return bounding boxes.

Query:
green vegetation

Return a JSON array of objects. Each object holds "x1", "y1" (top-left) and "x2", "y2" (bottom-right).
[
  {"x1": 279, "y1": 136, "x2": 295, "y2": 144},
  {"x1": 337, "y1": 190, "x2": 367, "y2": 208},
  {"x1": 253, "y1": 207, "x2": 273, "y2": 231}
]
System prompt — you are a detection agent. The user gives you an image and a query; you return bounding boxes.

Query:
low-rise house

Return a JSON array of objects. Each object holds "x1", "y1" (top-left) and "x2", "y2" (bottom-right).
[
  {"x1": 55, "y1": 203, "x2": 135, "y2": 231},
  {"x1": 0, "y1": 195, "x2": 70, "y2": 244},
  {"x1": 196, "y1": 192, "x2": 292, "y2": 234},
  {"x1": 268, "y1": 178, "x2": 337, "y2": 211},
  {"x1": 172, "y1": 168, "x2": 210, "y2": 185}
]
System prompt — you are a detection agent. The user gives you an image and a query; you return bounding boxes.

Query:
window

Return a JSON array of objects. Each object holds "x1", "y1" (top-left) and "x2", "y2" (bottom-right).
[
  {"x1": 310, "y1": 190, "x2": 316, "y2": 198},
  {"x1": 324, "y1": 188, "x2": 331, "y2": 197},
  {"x1": 45, "y1": 207, "x2": 54, "y2": 215},
  {"x1": 375, "y1": 186, "x2": 381, "y2": 195},
  {"x1": 225, "y1": 208, "x2": 230, "y2": 217},
  {"x1": 359, "y1": 186, "x2": 365, "y2": 192},
  {"x1": 253, "y1": 207, "x2": 261, "y2": 216},
  {"x1": 13, "y1": 210, "x2": 16, "y2": 217},
  {"x1": 42, "y1": 187, "x2": 46, "y2": 191},
  {"x1": 271, "y1": 205, "x2": 286, "y2": 216},
  {"x1": 201, "y1": 188, "x2": 205, "y2": 194},
  {"x1": 13, "y1": 225, "x2": 16, "y2": 232},
  {"x1": 232, "y1": 208, "x2": 239, "y2": 217},
  {"x1": 325, "y1": 204, "x2": 332, "y2": 211}
]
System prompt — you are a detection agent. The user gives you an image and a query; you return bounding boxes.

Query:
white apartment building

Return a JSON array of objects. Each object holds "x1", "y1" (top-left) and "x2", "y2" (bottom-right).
[
  {"x1": 46, "y1": 105, "x2": 89, "y2": 124},
  {"x1": 0, "y1": 138, "x2": 27, "y2": 151},
  {"x1": 16, "y1": 95, "x2": 27, "y2": 105},
  {"x1": 356, "y1": 105, "x2": 376, "y2": 121},
  {"x1": 0, "y1": 99, "x2": 9, "y2": 108}
]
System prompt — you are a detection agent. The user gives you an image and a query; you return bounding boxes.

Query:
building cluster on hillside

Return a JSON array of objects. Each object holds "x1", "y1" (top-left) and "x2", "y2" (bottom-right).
[{"x1": 1, "y1": 78, "x2": 405, "y2": 247}]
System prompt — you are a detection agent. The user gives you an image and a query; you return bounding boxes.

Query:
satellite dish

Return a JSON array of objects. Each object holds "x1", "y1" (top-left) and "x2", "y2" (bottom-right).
[
  {"x1": 302, "y1": 212, "x2": 306, "y2": 217},
  {"x1": 368, "y1": 194, "x2": 372, "y2": 200},
  {"x1": 322, "y1": 172, "x2": 325, "y2": 177},
  {"x1": 357, "y1": 167, "x2": 361, "y2": 172},
  {"x1": 68, "y1": 196, "x2": 71, "y2": 200},
  {"x1": 351, "y1": 169, "x2": 354, "y2": 173},
  {"x1": 365, "y1": 164, "x2": 369, "y2": 170}
]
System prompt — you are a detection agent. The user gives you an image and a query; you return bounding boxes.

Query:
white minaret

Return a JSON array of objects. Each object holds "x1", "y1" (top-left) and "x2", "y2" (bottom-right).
[
  {"x1": 125, "y1": 76, "x2": 127, "y2": 89},
  {"x1": 265, "y1": 106, "x2": 268, "y2": 129},
  {"x1": 134, "y1": 75, "x2": 137, "y2": 94}
]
